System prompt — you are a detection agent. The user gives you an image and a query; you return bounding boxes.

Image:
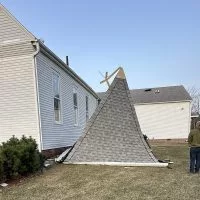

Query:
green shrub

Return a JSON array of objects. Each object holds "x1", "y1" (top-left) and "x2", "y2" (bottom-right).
[
  {"x1": 0, "y1": 151, "x2": 4, "y2": 181},
  {"x1": 1, "y1": 135, "x2": 43, "y2": 180},
  {"x1": 17, "y1": 136, "x2": 42, "y2": 174}
]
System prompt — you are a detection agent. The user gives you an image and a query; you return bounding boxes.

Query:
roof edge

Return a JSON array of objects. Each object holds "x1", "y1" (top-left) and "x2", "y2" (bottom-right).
[
  {"x1": 134, "y1": 100, "x2": 192, "y2": 105},
  {"x1": 0, "y1": 3, "x2": 36, "y2": 40},
  {"x1": 39, "y1": 42, "x2": 99, "y2": 99},
  {"x1": 123, "y1": 79, "x2": 158, "y2": 162},
  {"x1": 132, "y1": 85, "x2": 184, "y2": 91}
]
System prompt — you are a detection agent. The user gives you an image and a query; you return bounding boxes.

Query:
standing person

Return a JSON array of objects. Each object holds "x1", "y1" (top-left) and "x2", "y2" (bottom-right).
[{"x1": 188, "y1": 121, "x2": 200, "y2": 173}]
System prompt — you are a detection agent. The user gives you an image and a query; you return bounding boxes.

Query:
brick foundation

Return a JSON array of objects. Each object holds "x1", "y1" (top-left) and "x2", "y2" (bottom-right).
[{"x1": 42, "y1": 146, "x2": 72, "y2": 158}]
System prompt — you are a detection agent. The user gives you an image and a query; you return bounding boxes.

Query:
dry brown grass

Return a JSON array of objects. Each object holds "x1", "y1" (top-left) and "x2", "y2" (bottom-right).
[{"x1": 1, "y1": 142, "x2": 200, "y2": 200}]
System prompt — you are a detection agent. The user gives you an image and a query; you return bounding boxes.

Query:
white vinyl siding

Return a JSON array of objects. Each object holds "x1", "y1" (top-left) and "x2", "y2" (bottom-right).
[
  {"x1": 36, "y1": 52, "x2": 97, "y2": 150},
  {"x1": 0, "y1": 4, "x2": 99, "y2": 152},
  {"x1": 0, "y1": 55, "x2": 40, "y2": 146},
  {"x1": 0, "y1": 7, "x2": 40, "y2": 147},
  {"x1": 0, "y1": 41, "x2": 35, "y2": 58},
  {"x1": 0, "y1": 5, "x2": 34, "y2": 44},
  {"x1": 134, "y1": 101, "x2": 191, "y2": 139}
]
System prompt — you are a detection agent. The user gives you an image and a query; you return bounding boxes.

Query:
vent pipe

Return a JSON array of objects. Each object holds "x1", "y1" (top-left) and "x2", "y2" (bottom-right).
[{"x1": 66, "y1": 56, "x2": 69, "y2": 67}]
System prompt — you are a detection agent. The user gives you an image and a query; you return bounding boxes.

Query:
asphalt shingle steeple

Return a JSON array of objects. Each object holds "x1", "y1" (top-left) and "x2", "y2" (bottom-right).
[{"x1": 65, "y1": 69, "x2": 166, "y2": 166}]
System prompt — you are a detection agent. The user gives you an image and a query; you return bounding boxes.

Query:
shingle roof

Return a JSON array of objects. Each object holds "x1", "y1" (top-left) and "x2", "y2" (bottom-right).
[
  {"x1": 98, "y1": 85, "x2": 192, "y2": 104},
  {"x1": 65, "y1": 70, "x2": 159, "y2": 165}
]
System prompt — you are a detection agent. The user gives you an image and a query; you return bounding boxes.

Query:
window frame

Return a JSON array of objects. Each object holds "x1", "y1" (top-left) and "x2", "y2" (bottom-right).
[
  {"x1": 73, "y1": 87, "x2": 79, "y2": 126},
  {"x1": 52, "y1": 71, "x2": 62, "y2": 124},
  {"x1": 86, "y1": 95, "x2": 89, "y2": 122}
]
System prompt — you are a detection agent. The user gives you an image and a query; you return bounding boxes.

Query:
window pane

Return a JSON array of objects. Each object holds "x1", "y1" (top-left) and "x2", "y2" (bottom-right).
[
  {"x1": 86, "y1": 96, "x2": 88, "y2": 111},
  {"x1": 54, "y1": 98, "x2": 60, "y2": 122},
  {"x1": 53, "y1": 72, "x2": 61, "y2": 123},
  {"x1": 73, "y1": 88, "x2": 78, "y2": 125},
  {"x1": 53, "y1": 73, "x2": 59, "y2": 96},
  {"x1": 54, "y1": 98, "x2": 59, "y2": 109},
  {"x1": 73, "y1": 93, "x2": 77, "y2": 107},
  {"x1": 74, "y1": 107, "x2": 78, "y2": 125},
  {"x1": 54, "y1": 94, "x2": 60, "y2": 99}
]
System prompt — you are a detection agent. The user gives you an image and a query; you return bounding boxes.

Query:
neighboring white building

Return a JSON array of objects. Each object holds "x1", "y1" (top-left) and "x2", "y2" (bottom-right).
[
  {"x1": 0, "y1": 4, "x2": 99, "y2": 153},
  {"x1": 98, "y1": 86, "x2": 192, "y2": 139}
]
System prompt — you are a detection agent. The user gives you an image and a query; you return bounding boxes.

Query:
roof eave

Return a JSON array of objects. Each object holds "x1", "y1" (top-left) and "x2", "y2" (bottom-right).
[
  {"x1": 39, "y1": 42, "x2": 99, "y2": 99},
  {"x1": 134, "y1": 100, "x2": 192, "y2": 105}
]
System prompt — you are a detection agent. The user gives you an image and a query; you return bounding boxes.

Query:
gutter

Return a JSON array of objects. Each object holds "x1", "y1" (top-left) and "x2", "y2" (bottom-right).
[
  {"x1": 133, "y1": 100, "x2": 192, "y2": 106},
  {"x1": 98, "y1": 94, "x2": 192, "y2": 105},
  {"x1": 39, "y1": 42, "x2": 99, "y2": 100},
  {"x1": 32, "y1": 40, "x2": 43, "y2": 151}
]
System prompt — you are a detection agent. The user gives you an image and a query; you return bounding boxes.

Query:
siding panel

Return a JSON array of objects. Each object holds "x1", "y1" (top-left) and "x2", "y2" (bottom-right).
[
  {"x1": 0, "y1": 6, "x2": 33, "y2": 43},
  {"x1": 0, "y1": 6, "x2": 39, "y2": 146},
  {"x1": 0, "y1": 41, "x2": 35, "y2": 58},
  {"x1": 36, "y1": 53, "x2": 97, "y2": 150},
  {"x1": 0, "y1": 55, "x2": 40, "y2": 145},
  {"x1": 134, "y1": 102, "x2": 191, "y2": 139}
]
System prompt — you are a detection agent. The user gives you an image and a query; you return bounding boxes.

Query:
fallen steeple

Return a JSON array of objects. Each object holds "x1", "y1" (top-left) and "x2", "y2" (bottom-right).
[{"x1": 64, "y1": 68, "x2": 167, "y2": 167}]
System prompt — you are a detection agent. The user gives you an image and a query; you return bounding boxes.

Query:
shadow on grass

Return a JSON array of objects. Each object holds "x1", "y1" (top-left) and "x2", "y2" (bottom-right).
[{"x1": 2, "y1": 143, "x2": 200, "y2": 200}]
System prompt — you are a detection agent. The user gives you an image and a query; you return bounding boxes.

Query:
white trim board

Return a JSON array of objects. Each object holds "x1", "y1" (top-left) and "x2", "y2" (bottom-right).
[
  {"x1": 134, "y1": 100, "x2": 192, "y2": 106},
  {"x1": 63, "y1": 162, "x2": 168, "y2": 167}
]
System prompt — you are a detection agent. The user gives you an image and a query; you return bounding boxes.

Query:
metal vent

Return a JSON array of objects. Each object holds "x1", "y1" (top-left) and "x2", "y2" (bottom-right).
[{"x1": 144, "y1": 88, "x2": 152, "y2": 92}]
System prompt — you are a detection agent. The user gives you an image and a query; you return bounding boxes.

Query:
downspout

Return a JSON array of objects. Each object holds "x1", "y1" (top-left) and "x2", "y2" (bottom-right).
[{"x1": 32, "y1": 40, "x2": 43, "y2": 152}]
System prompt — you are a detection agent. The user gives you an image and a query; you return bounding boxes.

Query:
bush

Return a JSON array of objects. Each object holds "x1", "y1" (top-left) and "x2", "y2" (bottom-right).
[
  {"x1": 0, "y1": 152, "x2": 4, "y2": 181},
  {"x1": 0, "y1": 135, "x2": 43, "y2": 181}
]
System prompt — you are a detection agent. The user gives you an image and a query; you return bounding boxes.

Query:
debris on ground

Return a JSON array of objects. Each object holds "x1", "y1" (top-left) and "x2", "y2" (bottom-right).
[{"x1": 0, "y1": 183, "x2": 8, "y2": 187}]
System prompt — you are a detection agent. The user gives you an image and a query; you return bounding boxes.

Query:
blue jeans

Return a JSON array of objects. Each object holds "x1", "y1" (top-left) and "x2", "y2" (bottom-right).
[{"x1": 190, "y1": 147, "x2": 200, "y2": 173}]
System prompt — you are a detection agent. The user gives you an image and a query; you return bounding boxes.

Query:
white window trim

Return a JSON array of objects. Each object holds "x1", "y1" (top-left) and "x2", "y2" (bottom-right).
[{"x1": 52, "y1": 70, "x2": 63, "y2": 125}]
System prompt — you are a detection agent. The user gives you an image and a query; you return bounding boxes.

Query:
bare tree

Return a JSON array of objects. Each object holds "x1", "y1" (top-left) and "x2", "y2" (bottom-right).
[{"x1": 187, "y1": 86, "x2": 200, "y2": 114}]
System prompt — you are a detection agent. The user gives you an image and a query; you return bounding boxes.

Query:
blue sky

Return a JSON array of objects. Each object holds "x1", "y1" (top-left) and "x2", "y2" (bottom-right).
[{"x1": 1, "y1": 0, "x2": 200, "y2": 92}]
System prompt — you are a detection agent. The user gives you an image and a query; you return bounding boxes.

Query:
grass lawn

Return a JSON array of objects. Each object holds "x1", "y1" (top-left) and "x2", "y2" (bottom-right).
[{"x1": 1, "y1": 141, "x2": 200, "y2": 200}]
